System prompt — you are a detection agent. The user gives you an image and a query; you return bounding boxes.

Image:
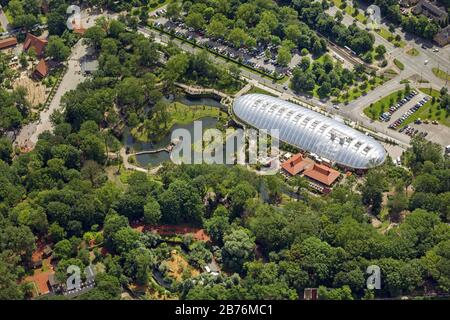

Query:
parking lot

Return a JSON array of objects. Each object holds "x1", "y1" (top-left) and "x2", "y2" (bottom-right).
[
  {"x1": 152, "y1": 13, "x2": 300, "y2": 78},
  {"x1": 387, "y1": 92, "x2": 429, "y2": 130},
  {"x1": 407, "y1": 122, "x2": 450, "y2": 148},
  {"x1": 378, "y1": 90, "x2": 420, "y2": 123}
]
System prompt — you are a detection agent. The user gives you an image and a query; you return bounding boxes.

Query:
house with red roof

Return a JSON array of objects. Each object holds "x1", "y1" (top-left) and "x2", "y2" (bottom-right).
[
  {"x1": 33, "y1": 58, "x2": 49, "y2": 79},
  {"x1": 303, "y1": 163, "x2": 340, "y2": 187},
  {"x1": 23, "y1": 33, "x2": 48, "y2": 57},
  {"x1": 0, "y1": 37, "x2": 18, "y2": 50},
  {"x1": 281, "y1": 153, "x2": 314, "y2": 176}
]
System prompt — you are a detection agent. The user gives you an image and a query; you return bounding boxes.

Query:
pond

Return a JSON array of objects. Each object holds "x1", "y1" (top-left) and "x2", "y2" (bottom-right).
[
  {"x1": 123, "y1": 95, "x2": 226, "y2": 167},
  {"x1": 124, "y1": 117, "x2": 220, "y2": 167}
]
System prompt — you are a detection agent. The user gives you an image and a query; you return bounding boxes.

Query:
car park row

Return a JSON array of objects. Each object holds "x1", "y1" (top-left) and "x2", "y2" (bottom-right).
[
  {"x1": 388, "y1": 94, "x2": 430, "y2": 130},
  {"x1": 152, "y1": 15, "x2": 292, "y2": 79},
  {"x1": 379, "y1": 90, "x2": 418, "y2": 122},
  {"x1": 398, "y1": 125, "x2": 428, "y2": 138}
]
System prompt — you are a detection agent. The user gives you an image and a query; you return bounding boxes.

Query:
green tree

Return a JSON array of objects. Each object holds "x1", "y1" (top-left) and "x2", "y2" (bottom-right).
[
  {"x1": 143, "y1": 197, "x2": 161, "y2": 225},
  {"x1": 361, "y1": 170, "x2": 385, "y2": 215},
  {"x1": 54, "y1": 239, "x2": 73, "y2": 260},
  {"x1": 46, "y1": 36, "x2": 71, "y2": 62},
  {"x1": 0, "y1": 138, "x2": 13, "y2": 164},
  {"x1": 221, "y1": 228, "x2": 255, "y2": 273}
]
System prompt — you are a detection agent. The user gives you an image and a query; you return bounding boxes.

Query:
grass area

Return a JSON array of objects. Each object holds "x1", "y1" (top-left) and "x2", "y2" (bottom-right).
[
  {"x1": 399, "y1": 88, "x2": 450, "y2": 128},
  {"x1": 363, "y1": 89, "x2": 409, "y2": 120},
  {"x1": 394, "y1": 59, "x2": 405, "y2": 71},
  {"x1": 148, "y1": 0, "x2": 168, "y2": 10},
  {"x1": 335, "y1": 76, "x2": 384, "y2": 104},
  {"x1": 3, "y1": 10, "x2": 13, "y2": 23},
  {"x1": 132, "y1": 102, "x2": 228, "y2": 142},
  {"x1": 432, "y1": 68, "x2": 450, "y2": 81},
  {"x1": 406, "y1": 48, "x2": 420, "y2": 56},
  {"x1": 376, "y1": 28, "x2": 405, "y2": 48},
  {"x1": 119, "y1": 169, "x2": 133, "y2": 184},
  {"x1": 39, "y1": 15, "x2": 47, "y2": 25},
  {"x1": 246, "y1": 86, "x2": 277, "y2": 96},
  {"x1": 331, "y1": 0, "x2": 366, "y2": 23},
  {"x1": 382, "y1": 68, "x2": 398, "y2": 80},
  {"x1": 164, "y1": 249, "x2": 200, "y2": 282}
]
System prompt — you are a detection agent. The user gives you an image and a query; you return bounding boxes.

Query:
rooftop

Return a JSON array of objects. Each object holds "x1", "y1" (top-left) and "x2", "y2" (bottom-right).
[
  {"x1": 281, "y1": 153, "x2": 315, "y2": 176},
  {"x1": 0, "y1": 37, "x2": 18, "y2": 50},
  {"x1": 233, "y1": 94, "x2": 387, "y2": 169},
  {"x1": 303, "y1": 163, "x2": 340, "y2": 186},
  {"x1": 23, "y1": 33, "x2": 48, "y2": 56},
  {"x1": 34, "y1": 58, "x2": 48, "y2": 78}
]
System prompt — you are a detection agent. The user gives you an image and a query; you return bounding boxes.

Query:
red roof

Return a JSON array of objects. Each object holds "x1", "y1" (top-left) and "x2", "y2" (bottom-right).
[
  {"x1": 0, "y1": 37, "x2": 18, "y2": 50},
  {"x1": 281, "y1": 153, "x2": 314, "y2": 176},
  {"x1": 303, "y1": 163, "x2": 340, "y2": 186},
  {"x1": 23, "y1": 33, "x2": 48, "y2": 56},
  {"x1": 34, "y1": 58, "x2": 48, "y2": 78}
]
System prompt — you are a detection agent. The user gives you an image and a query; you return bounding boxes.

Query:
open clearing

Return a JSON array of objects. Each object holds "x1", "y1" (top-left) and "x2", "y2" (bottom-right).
[{"x1": 13, "y1": 76, "x2": 48, "y2": 107}]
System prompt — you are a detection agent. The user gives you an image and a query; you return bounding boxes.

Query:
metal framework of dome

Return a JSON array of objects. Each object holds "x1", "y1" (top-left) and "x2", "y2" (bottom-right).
[{"x1": 233, "y1": 94, "x2": 386, "y2": 169}]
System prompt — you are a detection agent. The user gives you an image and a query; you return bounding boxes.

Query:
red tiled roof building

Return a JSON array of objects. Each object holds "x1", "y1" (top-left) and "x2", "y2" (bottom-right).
[
  {"x1": 281, "y1": 153, "x2": 314, "y2": 176},
  {"x1": 23, "y1": 33, "x2": 48, "y2": 57},
  {"x1": 33, "y1": 58, "x2": 48, "y2": 78},
  {"x1": 303, "y1": 163, "x2": 340, "y2": 186},
  {"x1": 0, "y1": 37, "x2": 18, "y2": 50}
]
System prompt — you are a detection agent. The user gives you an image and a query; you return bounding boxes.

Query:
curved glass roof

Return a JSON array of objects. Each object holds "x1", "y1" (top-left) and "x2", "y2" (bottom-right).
[{"x1": 233, "y1": 94, "x2": 386, "y2": 169}]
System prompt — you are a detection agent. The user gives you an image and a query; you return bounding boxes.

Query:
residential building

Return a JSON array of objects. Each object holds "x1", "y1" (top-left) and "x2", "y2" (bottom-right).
[
  {"x1": 0, "y1": 37, "x2": 18, "y2": 50},
  {"x1": 281, "y1": 153, "x2": 314, "y2": 176},
  {"x1": 434, "y1": 25, "x2": 450, "y2": 46},
  {"x1": 413, "y1": 1, "x2": 448, "y2": 26},
  {"x1": 33, "y1": 58, "x2": 48, "y2": 79},
  {"x1": 303, "y1": 163, "x2": 341, "y2": 187},
  {"x1": 23, "y1": 33, "x2": 48, "y2": 57}
]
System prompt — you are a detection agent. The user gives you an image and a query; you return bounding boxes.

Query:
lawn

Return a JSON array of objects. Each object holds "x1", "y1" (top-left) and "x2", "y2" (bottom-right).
[
  {"x1": 394, "y1": 59, "x2": 405, "y2": 71},
  {"x1": 432, "y1": 68, "x2": 450, "y2": 81},
  {"x1": 336, "y1": 76, "x2": 384, "y2": 104},
  {"x1": 166, "y1": 102, "x2": 226, "y2": 126},
  {"x1": 164, "y1": 249, "x2": 200, "y2": 283},
  {"x1": 132, "y1": 102, "x2": 228, "y2": 142},
  {"x1": 3, "y1": 9, "x2": 13, "y2": 23},
  {"x1": 406, "y1": 48, "x2": 420, "y2": 56},
  {"x1": 148, "y1": 0, "x2": 168, "y2": 10},
  {"x1": 382, "y1": 68, "x2": 398, "y2": 80},
  {"x1": 363, "y1": 89, "x2": 409, "y2": 120},
  {"x1": 376, "y1": 28, "x2": 405, "y2": 48},
  {"x1": 246, "y1": 86, "x2": 277, "y2": 96},
  {"x1": 331, "y1": 0, "x2": 366, "y2": 23},
  {"x1": 399, "y1": 88, "x2": 450, "y2": 128}
]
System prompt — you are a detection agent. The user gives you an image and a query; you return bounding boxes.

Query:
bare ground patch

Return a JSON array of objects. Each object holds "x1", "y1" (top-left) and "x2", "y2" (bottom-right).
[{"x1": 13, "y1": 75, "x2": 48, "y2": 107}]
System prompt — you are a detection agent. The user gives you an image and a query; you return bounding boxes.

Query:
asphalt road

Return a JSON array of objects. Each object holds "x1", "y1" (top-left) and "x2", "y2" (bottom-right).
[
  {"x1": 0, "y1": 9, "x2": 10, "y2": 32},
  {"x1": 327, "y1": 6, "x2": 449, "y2": 90}
]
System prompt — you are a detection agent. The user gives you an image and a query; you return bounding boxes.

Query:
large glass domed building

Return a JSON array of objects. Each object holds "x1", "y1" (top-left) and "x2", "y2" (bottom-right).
[{"x1": 233, "y1": 94, "x2": 386, "y2": 169}]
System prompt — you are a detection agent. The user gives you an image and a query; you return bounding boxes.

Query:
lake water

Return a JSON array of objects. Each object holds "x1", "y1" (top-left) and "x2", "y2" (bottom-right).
[{"x1": 123, "y1": 95, "x2": 225, "y2": 167}]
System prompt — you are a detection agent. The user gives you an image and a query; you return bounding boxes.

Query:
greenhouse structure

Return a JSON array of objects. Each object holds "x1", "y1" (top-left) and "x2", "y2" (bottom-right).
[{"x1": 233, "y1": 94, "x2": 387, "y2": 169}]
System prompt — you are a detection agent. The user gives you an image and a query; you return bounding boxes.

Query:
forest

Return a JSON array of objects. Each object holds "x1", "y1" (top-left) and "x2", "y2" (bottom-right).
[{"x1": 0, "y1": 0, "x2": 449, "y2": 301}]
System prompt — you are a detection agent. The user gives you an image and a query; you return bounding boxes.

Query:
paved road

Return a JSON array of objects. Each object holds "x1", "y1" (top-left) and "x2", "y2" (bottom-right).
[
  {"x1": 0, "y1": 9, "x2": 10, "y2": 32},
  {"x1": 327, "y1": 6, "x2": 449, "y2": 90},
  {"x1": 14, "y1": 41, "x2": 88, "y2": 149}
]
